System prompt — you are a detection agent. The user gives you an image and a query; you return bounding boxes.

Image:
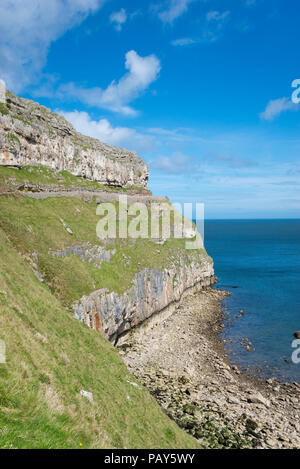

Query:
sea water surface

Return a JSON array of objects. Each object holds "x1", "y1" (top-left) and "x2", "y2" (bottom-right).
[{"x1": 204, "y1": 219, "x2": 300, "y2": 383}]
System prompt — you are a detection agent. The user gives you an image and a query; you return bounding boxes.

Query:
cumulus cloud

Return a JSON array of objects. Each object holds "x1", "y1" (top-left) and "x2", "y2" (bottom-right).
[
  {"x1": 0, "y1": 0, "x2": 106, "y2": 92},
  {"x1": 110, "y1": 8, "x2": 127, "y2": 31},
  {"x1": 60, "y1": 50, "x2": 161, "y2": 116},
  {"x1": 260, "y1": 97, "x2": 300, "y2": 121},
  {"x1": 57, "y1": 109, "x2": 154, "y2": 151},
  {"x1": 157, "y1": 0, "x2": 195, "y2": 24}
]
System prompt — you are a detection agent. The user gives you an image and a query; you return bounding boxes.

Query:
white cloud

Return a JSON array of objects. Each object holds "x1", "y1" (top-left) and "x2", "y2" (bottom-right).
[
  {"x1": 171, "y1": 9, "x2": 230, "y2": 46},
  {"x1": 201, "y1": 10, "x2": 230, "y2": 41},
  {"x1": 151, "y1": 152, "x2": 193, "y2": 174},
  {"x1": 171, "y1": 37, "x2": 196, "y2": 46},
  {"x1": 170, "y1": 9, "x2": 230, "y2": 45},
  {"x1": 206, "y1": 10, "x2": 230, "y2": 23},
  {"x1": 60, "y1": 50, "x2": 161, "y2": 116},
  {"x1": 205, "y1": 152, "x2": 256, "y2": 169},
  {"x1": 0, "y1": 0, "x2": 106, "y2": 92},
  {"x1": 57, "y1": 109, "x2": 154, "y2": 151},
  {"x1": 157, "y1": 0, "x2": 195, "y2": 24},
  {"x1": 110, "y1": 8, "x2": 127, "y2": 31},
  {"x1": 260, "y1": 97, "x2": 300, "y2": 121}
]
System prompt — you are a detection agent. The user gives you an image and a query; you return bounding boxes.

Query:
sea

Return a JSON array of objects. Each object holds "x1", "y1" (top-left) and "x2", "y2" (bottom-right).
[{"x1": 203, "y1": 219, "x2": 300, "y2": 383}]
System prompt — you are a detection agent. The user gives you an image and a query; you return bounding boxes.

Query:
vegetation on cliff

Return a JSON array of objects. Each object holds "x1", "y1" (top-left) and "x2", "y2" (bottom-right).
[
  {"x1": 0, "y1": 165, "x2": 212, "y2": 448},
  {"x1": 0, "y1": 224, "x2": 200, "y2": 449},
  {"x1": 0, "y1": 165, "x2": 150, "y2": 194},
  {"x1": 0, "y1": 166, "x2": 211, "y2": 308}
]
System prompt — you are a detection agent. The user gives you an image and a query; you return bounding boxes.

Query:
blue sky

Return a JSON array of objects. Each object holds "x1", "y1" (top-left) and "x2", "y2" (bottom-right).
[{"x1": 0, "y1": 0, "x2": 300, "y2": 218}]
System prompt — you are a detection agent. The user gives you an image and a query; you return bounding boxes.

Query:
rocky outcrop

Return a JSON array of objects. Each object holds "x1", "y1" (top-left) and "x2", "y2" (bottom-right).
[
  {"x1": 0, "y1": 91, "x2": 148, "y2": 188},
  {"x1": 0, "y1": 91, "x2": 215, "y2": 346},
  {"x1": 49, "y1": 243, "x2": 116, "y2": 269},
  {"x1": 73, "y1": 254, "x2": 215, "y2": 343}
]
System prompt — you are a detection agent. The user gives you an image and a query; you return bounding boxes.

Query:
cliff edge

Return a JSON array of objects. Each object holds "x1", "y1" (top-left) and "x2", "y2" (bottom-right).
[
  {"x1": 0, "y1": 90, "x2": 214, "y2": 344},
  {"x1": 0, "y1": 91, "x2": 215, "y2": 448},
  {"x1": 0, "y1": 90, "x2": 148, "y2": 188}
]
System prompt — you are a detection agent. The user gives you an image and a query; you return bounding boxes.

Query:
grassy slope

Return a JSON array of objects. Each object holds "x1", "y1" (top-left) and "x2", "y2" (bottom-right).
[
  {"x1": 0, "y1": 166, "x2": 211, "y2": 448},
  {"x1": 0, "y1": 227, "x2": 199, "y2": 449},
  {"x1": 0, "y1": 192, "x2": 210, "y2": 309}
]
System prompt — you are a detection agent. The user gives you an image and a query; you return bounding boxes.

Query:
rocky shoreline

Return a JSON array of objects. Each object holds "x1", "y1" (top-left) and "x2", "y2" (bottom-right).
[{"x1": 118, "y1": 288, "x2": 300, "y2": 449}]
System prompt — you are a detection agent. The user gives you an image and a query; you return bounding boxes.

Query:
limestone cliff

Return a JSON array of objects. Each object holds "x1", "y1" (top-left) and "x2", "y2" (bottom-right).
[
  {"x1": 0, "y1": 90, "x2": 148, "y2": 188},
  {"x1": 73, "y1": 256, "x2": 215, "y2": 343},
  {"x1": 0, "y1": 91, "x2": 215, "y2": 345}
]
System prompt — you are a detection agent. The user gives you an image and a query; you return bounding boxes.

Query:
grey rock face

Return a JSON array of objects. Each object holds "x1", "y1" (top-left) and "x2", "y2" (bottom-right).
[
  {"x1": 49, "y1": 243, "x2": 115, "y2": 268},
  {"x1": 0, "y1": 92, "x2": 216, "y2": 347},
  {"x1": 0, "y1": 91, "x2": 149, "y2": 188},
  {"x1": 73, "y1": 256, "x2": 215, "y2": 343}
]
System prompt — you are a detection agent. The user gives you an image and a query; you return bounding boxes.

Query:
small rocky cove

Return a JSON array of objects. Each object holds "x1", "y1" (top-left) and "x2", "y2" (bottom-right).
[{"x1": 118, "y1": 288, "x2": 300, "y2": 449}]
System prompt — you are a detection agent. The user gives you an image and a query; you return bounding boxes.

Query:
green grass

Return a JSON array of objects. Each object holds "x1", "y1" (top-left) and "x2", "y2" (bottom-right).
[
  {"x1": 0, "y1": 103, "x2": 9, "y2": 116},
  {"x1": 7, "y1": 133, "x2": 20, "y2": 145},
  {"x1": 11, "y1": 114, "x2": 31, "y2": 126},
  {"x1": 0, "y1": 165, "x2": 151, "y2": 194},
  {"x1": 0, "y1": 195, "x2": 209, "y2": 307},
  {"x1": 0, "y1": 179, "x2": 210, "y2": 448},
  {"x1": 0, "y1": 227, "x2": 200, "y2": 449}
]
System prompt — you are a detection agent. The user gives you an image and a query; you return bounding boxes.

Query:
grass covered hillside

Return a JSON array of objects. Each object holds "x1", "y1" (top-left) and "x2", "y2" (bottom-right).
[
  {"x1": 0, "y1": 166, "x2": 206, "y2": 449},
  {"x1": 0, "y1": 227, "x2": 200, "y2": 449},
  {"x1": 0, "y1": 167, "x2": 211, "y2": 310}
]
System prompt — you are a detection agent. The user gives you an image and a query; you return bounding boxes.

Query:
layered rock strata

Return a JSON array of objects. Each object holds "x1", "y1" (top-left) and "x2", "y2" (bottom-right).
[
  {"x1": 73, "y1": 256, "x2": 215, "y2": 343},
  {"x1": 0, "y1": 91, "x2": 148, "y2": 188}
]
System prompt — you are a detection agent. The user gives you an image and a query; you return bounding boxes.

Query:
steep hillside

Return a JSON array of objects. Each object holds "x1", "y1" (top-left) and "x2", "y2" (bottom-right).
[
  {"x1": 0, "y1": 166, "x2": 214, "y2": 343},
  {"x1": 0, "y1": 225, "x2": 200, "y2": 449},
  {"x1": 0, "y1": 90, "x2": 215, "y2": 449}
]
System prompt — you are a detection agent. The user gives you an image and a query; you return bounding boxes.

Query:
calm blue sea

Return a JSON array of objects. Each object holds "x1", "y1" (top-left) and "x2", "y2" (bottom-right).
[{"x1": 203, "y1": 219, "x2": 300, "y2": 383}]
